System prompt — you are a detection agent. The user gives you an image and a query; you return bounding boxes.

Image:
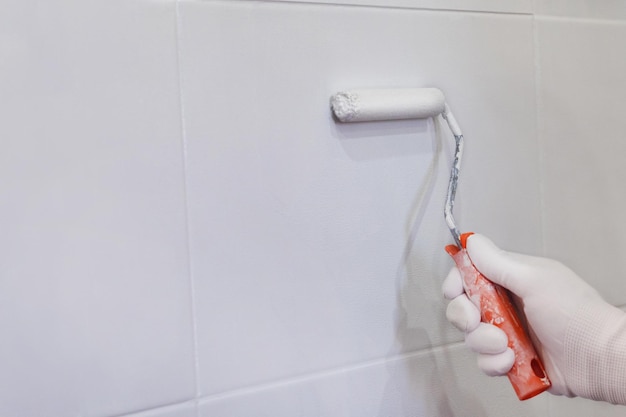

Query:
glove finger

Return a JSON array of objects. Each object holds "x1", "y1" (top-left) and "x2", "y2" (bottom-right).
[
  {"x1": 465, "y1": 323, "x2": 508, "y2": 354},
  {"x1": 465, "y1": 234, "x2": 535, "y2": 297},
  {"x1": 446, "y1": 294, "x2": 480, "y2": 332},
  {"x1": 477, "y1": 348, "x2": 515, "y2": 376},
  {"x1": 442, "y1": 267, "x2": 464, "y2": 300}
]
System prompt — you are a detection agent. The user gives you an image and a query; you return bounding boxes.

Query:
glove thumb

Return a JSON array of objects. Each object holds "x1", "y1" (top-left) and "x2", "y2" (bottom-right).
[{"x1": 465, "y1": 234, "x2": 536, "y2": 298}]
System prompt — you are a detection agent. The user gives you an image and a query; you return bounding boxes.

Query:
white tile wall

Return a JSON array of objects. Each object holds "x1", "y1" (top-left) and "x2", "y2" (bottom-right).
[
  {"x1": 178, "y1": 0, "x2": 540, "y2": 402},
  {"x1": 1, "y1": 0, "x2": 624, "y2": 416},
  {"x1": 0, "y1": 1, "x2": 195, "y2": 416}
]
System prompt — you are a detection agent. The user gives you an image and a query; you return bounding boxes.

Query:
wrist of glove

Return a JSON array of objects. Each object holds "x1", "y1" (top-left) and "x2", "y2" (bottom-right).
[{"x1": 443, "y1": 234, "x2": 626, "y2": 404}]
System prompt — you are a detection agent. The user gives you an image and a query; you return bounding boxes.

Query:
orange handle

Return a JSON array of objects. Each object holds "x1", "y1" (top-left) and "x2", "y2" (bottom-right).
[{"x1": 445, "y1": 232, "x2": 551, "y2": 400}]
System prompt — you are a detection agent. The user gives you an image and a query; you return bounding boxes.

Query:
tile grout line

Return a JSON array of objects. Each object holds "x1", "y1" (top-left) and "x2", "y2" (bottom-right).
[
  {"x1": 114, "y1": 400, "x2": 197, "y2": 417},
  {"x1": 190, "y1": 0, "x2": 533, "y2": 16},
  {"x1": 197, "y1": 342, "x2": 466, "y2": 404},
  {"x1": 531, "y1": 13, "x2": 547, "y2": 257},
  {"x1": 174, "y1": 2, "x2": 202, "y2": 416},
  {"x1": 535, "y1": 14, "x2": 626, "y2": 25}
]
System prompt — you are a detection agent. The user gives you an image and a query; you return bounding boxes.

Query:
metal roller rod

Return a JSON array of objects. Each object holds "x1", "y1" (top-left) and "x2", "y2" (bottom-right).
[{"x1": 330, "y1": 88, "x2": 464, "y2": 245}]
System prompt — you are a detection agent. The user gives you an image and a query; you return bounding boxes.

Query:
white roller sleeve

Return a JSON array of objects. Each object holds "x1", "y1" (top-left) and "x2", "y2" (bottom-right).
[{"x1": 330, "y1": 88, "x2": 446, "y2": 122}]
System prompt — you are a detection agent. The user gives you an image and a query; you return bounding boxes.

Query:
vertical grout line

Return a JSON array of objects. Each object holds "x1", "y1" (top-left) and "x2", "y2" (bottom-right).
[
  {"x1": 174, "y1": 2, "x2": 202, "y2": 416},
  {"x1": 532, "y1": 11, "x2": 552, "y2": 417},
  {"x1": 532, "y1": 13, "x2": 547, "y2": 258}
]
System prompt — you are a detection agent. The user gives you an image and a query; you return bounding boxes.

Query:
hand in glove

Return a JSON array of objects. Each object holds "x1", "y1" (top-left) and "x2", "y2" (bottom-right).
[{"x1": 443, "y1": 234, "x2": 626, "y2": 404}]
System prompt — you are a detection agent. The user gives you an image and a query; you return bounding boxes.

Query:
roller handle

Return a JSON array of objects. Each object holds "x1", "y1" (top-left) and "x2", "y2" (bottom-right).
[{"x1": 445, "y1": 232, "x2": 551, "y2": 400}]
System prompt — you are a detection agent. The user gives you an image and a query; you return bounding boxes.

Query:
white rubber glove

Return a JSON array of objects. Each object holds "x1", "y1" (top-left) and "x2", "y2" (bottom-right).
[{"x1": 443, "y1": 234, "x2": 626, "y2": 403}]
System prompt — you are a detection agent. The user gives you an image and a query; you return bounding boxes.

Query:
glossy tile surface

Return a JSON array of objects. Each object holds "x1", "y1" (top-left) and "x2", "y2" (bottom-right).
[
  {"x1": 199, "y1": 345, "x2": 548, "y2": 417},
  {"x1": 537, "y1": 17, "x2": 626, "y2": 305},
  {"x1": 0, "y1": 1, "x2": 195, "y2": 416},
  {"x1": 178, "y1": 0, "x2": 540, "y2": 396}
]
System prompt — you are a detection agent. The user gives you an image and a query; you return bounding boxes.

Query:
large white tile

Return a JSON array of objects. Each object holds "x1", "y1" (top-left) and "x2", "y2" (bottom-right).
[
  {"x1": 0, "y1": 1, "x2": 195, "y2": 416},
  {"x1": 537, "y1": 18, "x2": 626, "y2": 305},
  {"x1": 198, "y1": 345, "x2": 548, "y2": 417},
  {"x1": 179, "y1": 1, "x2": 540, "y2": 395},
  {"x1": 220, "y1": 0, "x2": 532, "y2": 14}
]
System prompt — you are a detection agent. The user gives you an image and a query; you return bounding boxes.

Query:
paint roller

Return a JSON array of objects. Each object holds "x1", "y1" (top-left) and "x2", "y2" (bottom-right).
[{"x1": 330, "y1": 87, "x2": 551, "y2": 400}]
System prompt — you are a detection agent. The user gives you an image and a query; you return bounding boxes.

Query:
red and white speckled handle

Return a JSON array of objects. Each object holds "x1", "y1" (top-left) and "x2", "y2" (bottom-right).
[{"x1": 445, "y1": 233, "x2": 551, "y2": 400}]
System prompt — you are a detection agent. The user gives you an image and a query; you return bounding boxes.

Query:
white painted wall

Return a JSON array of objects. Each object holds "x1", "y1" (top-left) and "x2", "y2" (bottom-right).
[{"x1": 0, "y1": 1, "x2": 624, "y2": 416}]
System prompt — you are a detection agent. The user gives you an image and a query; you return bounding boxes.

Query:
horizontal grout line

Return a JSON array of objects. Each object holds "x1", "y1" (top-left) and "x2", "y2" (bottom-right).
[
  {"x1": 198, "y1": 341, "x2": 466, "y2": 403},
  {"x1": 189, "y1": 0, "x2": 533, "y2": 16},
  {"x1": 115, "y1": 399, "x2": 196, "y2": 417},
  {"x1": 535, "y1": 14, "x2": 626, "y2": 26}
]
